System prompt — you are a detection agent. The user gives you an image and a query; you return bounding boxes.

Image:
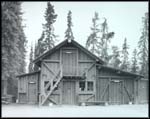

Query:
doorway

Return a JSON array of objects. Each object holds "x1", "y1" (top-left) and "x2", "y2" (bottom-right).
[{"x1": 62, "y1": 81, "x2": 76, "y2": 105}]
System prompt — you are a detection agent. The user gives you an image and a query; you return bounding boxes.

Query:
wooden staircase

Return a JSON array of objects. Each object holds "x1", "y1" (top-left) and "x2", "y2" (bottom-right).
[
  {"x1": 39, "y1": 63, "x2": 96, "y2": 106},
  {"x1": 39, "y1": 67, "x2": 63, "y2": 106}
]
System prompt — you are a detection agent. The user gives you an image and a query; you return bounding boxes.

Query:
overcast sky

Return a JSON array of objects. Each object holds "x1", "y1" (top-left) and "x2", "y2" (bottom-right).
[{"x1": 21, "y1": 2, "x2": 148, "y2": 72}]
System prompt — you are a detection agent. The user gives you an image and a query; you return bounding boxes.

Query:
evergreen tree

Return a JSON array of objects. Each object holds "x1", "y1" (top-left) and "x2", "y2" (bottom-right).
[
  {"x1": 86, "y1": 13, "x2": 114, "y2": 64},
  {"x1": 34, "y1": 41, "x2": 38, "y2": 59},
  {"x1": 109, "y1": 46, "x2": 121, "y2": 69},
  {"x1": 33, "y1": 32, "x2": 45, "y2": 71},
  {"x1": 86, "y1": 12, "x2": 100, "y2": 55},
  {"x1": 120, "y1": 38, "x2": 129, "y2": 71},
  {"x1": 43, "y1": 2, "x2": 58, "y2": 51},
  {"x1": 28, "y1": 46, "x2": 34, "y2": 73},
  {"x1": 65, "y1": 10, "x2": 74, "y2": 42},
  {"x1": 36, "y1": 31, "x2": 46, "y2": 57},
  {"x1": 131, "y1": 49, "x2": 138, "y2": 73},
  {"x1": 2, "y1": 2, "x2": 27, "y2": 96},
  {"x1": 18, "y1": 28, "x2": 27, "y2": 73},
  {"x1": 100, "y1": 18, "x2": 114, "y2": 63},
  {"x1": 138, "y1": 12, "x2": 149, "y2": 77},
  {"x1": 33, "y1": 42, "x2": 40, "y2": 71}
]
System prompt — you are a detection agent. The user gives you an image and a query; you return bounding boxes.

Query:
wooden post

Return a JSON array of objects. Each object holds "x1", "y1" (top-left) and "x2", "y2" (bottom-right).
[
  {"x1": 108, "y1": 78, "x2": 111, "y2": 104},
  {"x1": 76, "y1": 81, "x2": 79, "y2": 104},
  {"x1": 122, "y1": 80, "x2": 124, "y2": 104},
  {"x1": 136, "y1": 79, "x2": 139, "y2": 104},
  {"x1": 60, "y1": 81, "x2": 63, "y2": 105},
  {"x1": 133, "y1": 78, "x2": 139, "y2": 104}
]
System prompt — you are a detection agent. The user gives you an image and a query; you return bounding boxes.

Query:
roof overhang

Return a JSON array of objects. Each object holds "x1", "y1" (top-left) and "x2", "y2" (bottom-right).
[
  {"x1": 16, "y1": 71, "x2": 40, "y2": 78},
  {"x1": 97, "y1": 64, "x2": 144, "y2": 78}
]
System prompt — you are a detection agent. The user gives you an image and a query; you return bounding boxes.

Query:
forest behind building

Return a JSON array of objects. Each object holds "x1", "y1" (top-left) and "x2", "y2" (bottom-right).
[{"x1": 2, "y1": 2, "x2": 149, "y2": 98}]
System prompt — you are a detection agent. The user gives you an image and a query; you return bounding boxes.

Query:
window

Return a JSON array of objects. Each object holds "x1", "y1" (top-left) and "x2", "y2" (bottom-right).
[
  {"x1": 79, "y1": 81, "x2": 85, "y2": 91},
  {"x1": 87, "y1": 81, "x2": 93, "y2": 91},
  {"x1": 44, "y1": 81, "x2": 50, "y2": 91}
]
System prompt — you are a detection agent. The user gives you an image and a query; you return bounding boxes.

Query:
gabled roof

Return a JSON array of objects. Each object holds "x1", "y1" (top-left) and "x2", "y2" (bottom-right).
[
  {"x1": 97, "y1": 64, "x2": 144, "y2": 78},
  {"x1": 33, "y1": 39, "x2": 105, "y2": 65}
]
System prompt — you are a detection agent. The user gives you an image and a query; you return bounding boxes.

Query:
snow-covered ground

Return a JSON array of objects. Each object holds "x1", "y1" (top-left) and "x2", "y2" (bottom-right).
[{"x1": 2, "y1": 103, "x2": 148, "y2": 117}]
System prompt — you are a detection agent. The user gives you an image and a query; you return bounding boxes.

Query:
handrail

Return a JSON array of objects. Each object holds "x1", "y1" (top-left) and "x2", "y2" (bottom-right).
[{"x1": 42, "y1": 71, "x2": 63, "y2": 105}]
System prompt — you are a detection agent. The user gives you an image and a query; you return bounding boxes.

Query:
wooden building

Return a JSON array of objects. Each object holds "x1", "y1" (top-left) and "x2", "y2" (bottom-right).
[{"x1": 17, "y1": 39, "x2": 147, "y2": 106}]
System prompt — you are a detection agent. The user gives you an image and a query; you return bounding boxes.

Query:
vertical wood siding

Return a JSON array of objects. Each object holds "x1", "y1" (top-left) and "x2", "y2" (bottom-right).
[
  {"x1": 123, "y1": 79, "x2": 134, "y2": 104},
  {"x1": 96, "y1": 77, "x2": 109, "y2": 101},
  {"x1": 49, "y1": 94, "x2": 60, "y2": 104},
  {"x1": 78, "y1": 62, "x2": 92, "y2": 76},
  {"x1": 45, "y1": 50, "x2": 60, "y2": 60},
  {"x1": 62, "y1": 49, "x2": 77, "y2": 76},
  {"x1": 138, "y1": 80, "x2": 148, "y2": 103},
  {"x1": 78, "y1": 50, "x2": 93, "y2": 60},
  {"x1": 62, "y1": 81, "x2": 76, "y2": 104},
  {"x1": 96, "y1": 67, "x2": 136, "y2": 104},
  {"x1": 40, "y1": 44, "x2": 97, "y2": 105},
  {"x1": 109, "y1": 80, "x2": 123, "y2": 104},
  {"x1": 18, "y1": 72, "x2": 39, "y2": 104},
  {"x1": 19, "y1": 93, "x2": 27, "y2": 103},
  {"x1": 78, "y1": 94, "x2": 95, "y2": 102}
]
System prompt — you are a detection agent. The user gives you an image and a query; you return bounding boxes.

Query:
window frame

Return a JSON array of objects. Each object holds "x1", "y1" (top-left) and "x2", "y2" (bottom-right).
[
  {"x1": 87, "y1": 81, "x2": 94, "y2": 91},
  {"x1": 79, "y1": 81, "x2": 86, "y2": 91},
  {"x1": 79, "y1": 81, "x2": 94, "y2": 92}
]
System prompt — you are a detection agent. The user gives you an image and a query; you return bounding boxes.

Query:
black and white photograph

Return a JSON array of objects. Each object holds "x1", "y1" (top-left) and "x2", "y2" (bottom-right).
[{"x1": 1, "y1": 1, "x2": 149, "y2": 118}]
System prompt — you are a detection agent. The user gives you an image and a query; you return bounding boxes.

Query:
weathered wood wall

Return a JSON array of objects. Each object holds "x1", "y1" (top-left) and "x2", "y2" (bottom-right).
[
  {"x1": 18, "y1": 41, "x2": 146, "y2": 105},
  {"x1": 40, "y1": 43, "x2": 96, "y2": 105},
  {"x1": 96, "y1": 67, "x2": 136, "y2": 104},
  {"x1": 18, "y1": 72, "x2": 40, "y2": 104},
  {"x1": 137, "y1": 79, "x2": 148, "y2": 103}
]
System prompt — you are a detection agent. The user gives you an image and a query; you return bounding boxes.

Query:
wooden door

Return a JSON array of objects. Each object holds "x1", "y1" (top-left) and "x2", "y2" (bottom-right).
[
  {"x1": 109, "y1": 80, "x2": 123, "y2": 104},
  {"x1": 62, "y1": 81, "x2": 76, "y2": 105},
  {"x1": 28, "y1": 82, "x2": 37, "y2": 103},
  {"x1": 96, "y1": 78, "x2": 110, "y2": 101},
  {"x1": 62, "y1": 49, "x2": 77, "y2": 76}
]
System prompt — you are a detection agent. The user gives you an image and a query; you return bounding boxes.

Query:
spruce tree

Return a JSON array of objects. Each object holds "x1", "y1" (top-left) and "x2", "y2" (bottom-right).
[
  {"x1": 33, "y1": 32, "x2": 45, "y2": 71},
  {"x1": 138, "y1": 12, "x2": 149, "y2": 77},
  {"x1": 120, "y1": 38, "x2": 129, "y2": 71},
  {"x1": 36, "y1": 31, "x2": 46, "y2": 57},
  {"x1": 65, "y1": 10, "x2": 74, "y2": 42},
  {"x1": 86, "y1": 13, "x2": 114, "y2": 64},
  {"x1": 2, "y1": 2, "x2": 27, "y2": 96},
  {"x1": 33, "y1": 42, "x2": 40, "y2": 71},
  {"x1": 100, "y1": 18, "x2": 114, "y2": 63},
  {"x1": 109, "y1": 46, "x2": 121, "y2": 69},
  {"x1": 43, "y1": 2, "x2": 58, "y2": 51},
  {"x1": 131, "y1": 49, "x2": 138, "y2": 73},
  {"x1": 86, "y1": 12, "x2": 100, "y2": 55}
]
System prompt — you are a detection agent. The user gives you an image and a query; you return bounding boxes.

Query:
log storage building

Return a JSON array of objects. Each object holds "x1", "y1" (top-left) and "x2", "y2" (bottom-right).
[{"x1": 17, "y1": 39, "x2": 147, "y2": 106}]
